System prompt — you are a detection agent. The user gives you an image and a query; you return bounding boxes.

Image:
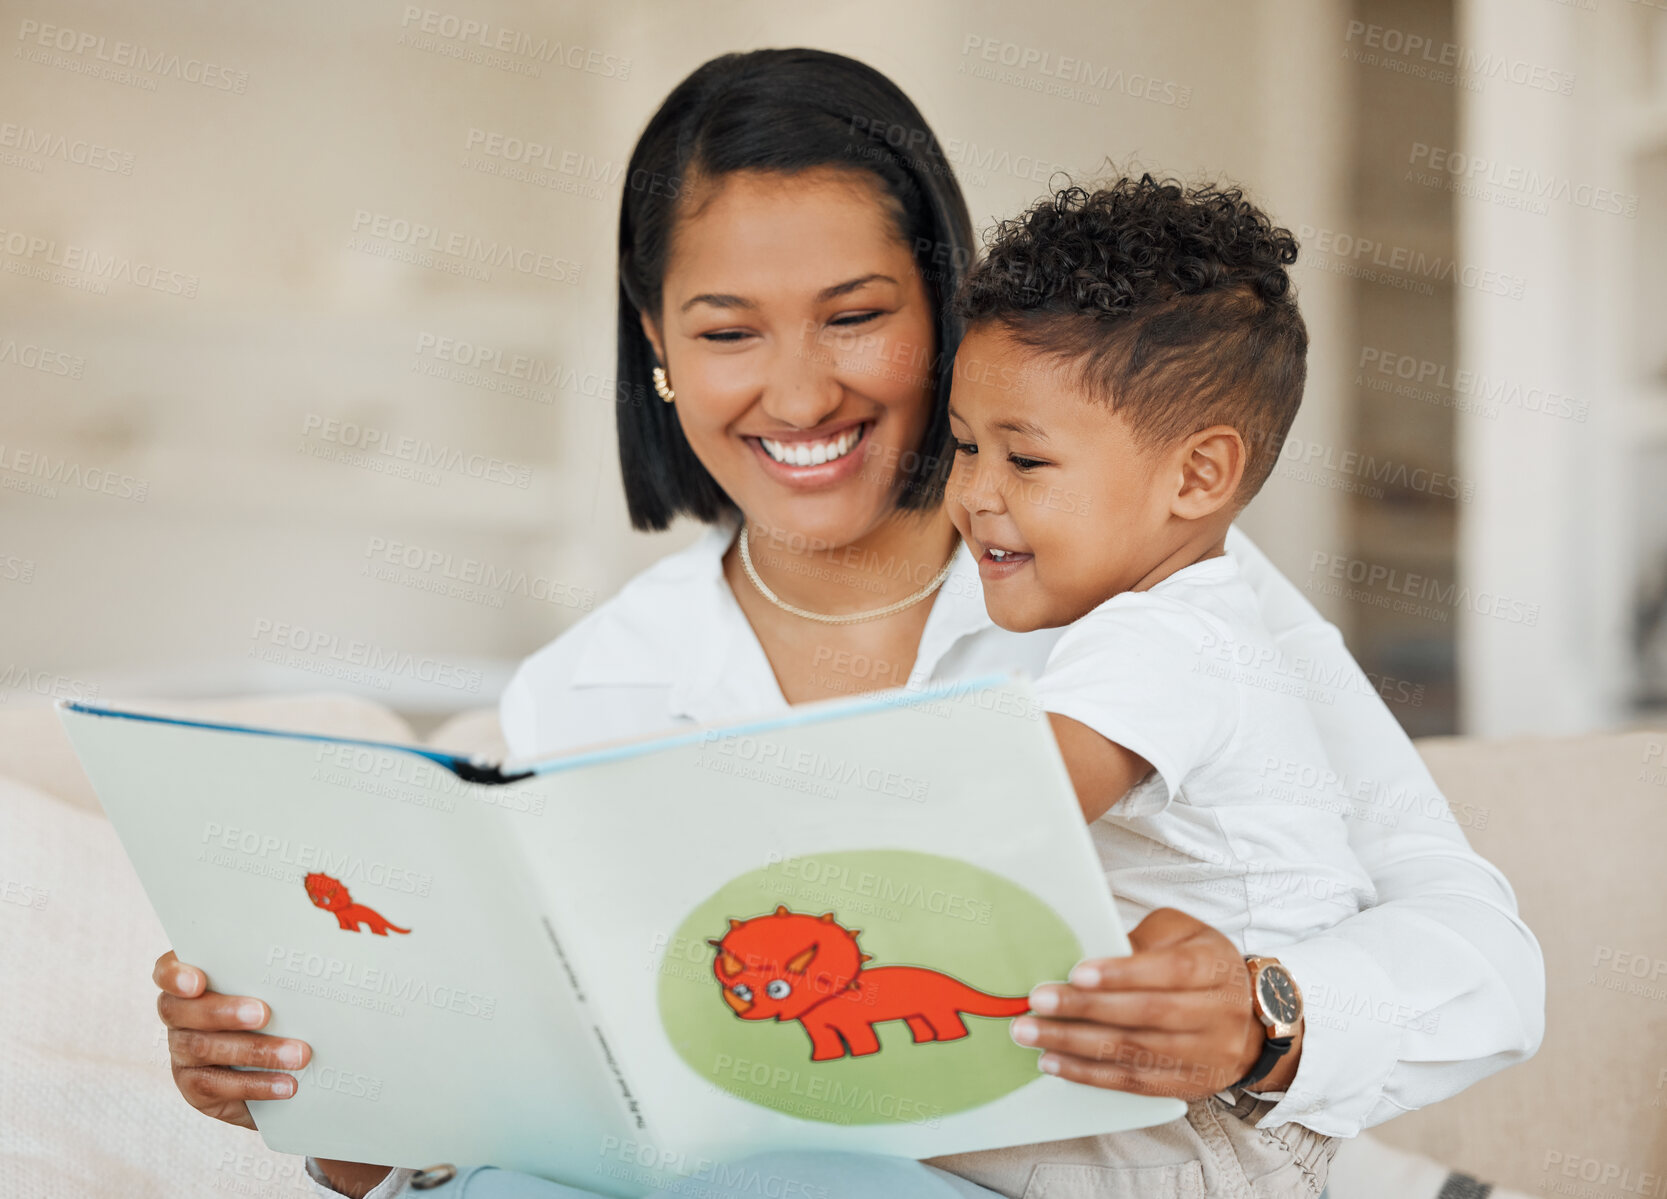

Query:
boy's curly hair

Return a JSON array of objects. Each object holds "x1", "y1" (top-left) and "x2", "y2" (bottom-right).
[{"x1": 956, "y1": 174, "x2": 1306, "y2": 501}]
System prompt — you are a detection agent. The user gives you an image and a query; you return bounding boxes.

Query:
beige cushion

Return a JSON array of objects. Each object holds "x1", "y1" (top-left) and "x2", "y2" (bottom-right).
[
  {"x1": 0, "y1": 773, "x2": 316, "y2": 1197},
  {"x1": 0, "y1": 693, "x2": 418, "y2": 815},
  {"x1": 1369, "y1": 730, "x2": 1667, "y2": 1195},
  {"x1": 425, "y1": 706, "x2": 508, "y2": 761}
]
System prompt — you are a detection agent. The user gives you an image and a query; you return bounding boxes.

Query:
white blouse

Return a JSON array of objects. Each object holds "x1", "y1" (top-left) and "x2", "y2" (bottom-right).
[{"x1": 499, "y1": 518, "x2": 1544, "y2": 1139}]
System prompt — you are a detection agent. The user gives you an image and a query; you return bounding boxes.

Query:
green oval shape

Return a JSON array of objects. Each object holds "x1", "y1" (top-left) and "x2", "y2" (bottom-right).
[{"x1": 656, "y1": 849, "x2": 1081, "y2": 1125}]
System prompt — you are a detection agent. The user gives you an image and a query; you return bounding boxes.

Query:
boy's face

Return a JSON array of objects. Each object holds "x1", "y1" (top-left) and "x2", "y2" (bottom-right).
[{"x1": 945, "y1": 327, "x2": 1176, "y2": 632}]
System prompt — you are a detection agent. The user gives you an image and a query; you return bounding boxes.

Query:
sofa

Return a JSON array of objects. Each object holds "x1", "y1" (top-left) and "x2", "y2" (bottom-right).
[{"x1": 2, "y1": 691, "x2": 1661, "y2": 1198}]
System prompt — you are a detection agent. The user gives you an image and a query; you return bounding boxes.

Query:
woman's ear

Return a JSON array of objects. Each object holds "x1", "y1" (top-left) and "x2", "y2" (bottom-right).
[
  {"x1": 639, "y1": 311, "x2": 667, "y2": 368},
  {"x1": 1172, "y1": 425, "x2": 1246, "y2": 520}
]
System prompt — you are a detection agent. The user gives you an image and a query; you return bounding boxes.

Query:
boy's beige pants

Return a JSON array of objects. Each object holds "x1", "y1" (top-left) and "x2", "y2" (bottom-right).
[{"x1": 925, "y1": 1089, "x2": 1338, "y2": 1199}]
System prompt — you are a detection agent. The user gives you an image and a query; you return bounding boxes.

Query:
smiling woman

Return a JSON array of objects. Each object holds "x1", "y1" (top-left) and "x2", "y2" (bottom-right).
[{"x1": 147, "y1": 46, "x2": 1544, "y2": 1199}]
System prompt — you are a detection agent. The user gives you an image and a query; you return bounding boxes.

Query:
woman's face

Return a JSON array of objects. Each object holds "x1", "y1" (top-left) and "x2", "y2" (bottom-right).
[{"x1": 645, "y1": 168, "x2": 939, "y2": 551}]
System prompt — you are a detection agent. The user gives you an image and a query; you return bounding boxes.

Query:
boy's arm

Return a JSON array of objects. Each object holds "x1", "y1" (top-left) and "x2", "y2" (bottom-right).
[{"x1": 1048, "y1": 712, "x2": 1154, "y2": 823}]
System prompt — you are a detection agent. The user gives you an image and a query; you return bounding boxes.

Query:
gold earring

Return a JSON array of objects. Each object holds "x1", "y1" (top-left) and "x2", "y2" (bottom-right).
[{"x1": 652, "y1": 366, "x2": 675, "y2": 403}]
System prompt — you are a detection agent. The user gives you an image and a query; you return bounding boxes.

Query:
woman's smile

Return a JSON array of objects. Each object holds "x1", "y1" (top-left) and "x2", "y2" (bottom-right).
[{"x1": 745, "y1": 419, "x2": 874, "y2": 489}]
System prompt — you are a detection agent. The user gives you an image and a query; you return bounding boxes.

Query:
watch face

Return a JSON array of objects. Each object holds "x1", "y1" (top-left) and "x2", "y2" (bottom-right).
[{"x1": 1258, "y1": 965, "x2": 1301, "y2": 1025}]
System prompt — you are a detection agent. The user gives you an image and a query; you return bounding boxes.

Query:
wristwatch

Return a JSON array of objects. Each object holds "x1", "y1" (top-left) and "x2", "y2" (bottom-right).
[{"x1": 1235, "y1": 956, "x2": 1303, "y2": 1090}]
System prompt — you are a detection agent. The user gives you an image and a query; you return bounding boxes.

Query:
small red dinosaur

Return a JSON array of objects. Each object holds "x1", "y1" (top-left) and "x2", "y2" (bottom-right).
[
  {"x1": 303, "y1": 872, "x2": 411, "y2": 936},
  {"x1": 708, "y1": 906, "x2": 1030, "y2": 1061}
]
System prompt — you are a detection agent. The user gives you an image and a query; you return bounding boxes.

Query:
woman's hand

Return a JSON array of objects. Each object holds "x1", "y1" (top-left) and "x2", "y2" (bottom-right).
[
  {"x1": 153, "y1": 951, "x2": 395, "y2": 1196},
  {"x1": 1012, "y1": 908, "x2": 1299, "y2": 1099}
]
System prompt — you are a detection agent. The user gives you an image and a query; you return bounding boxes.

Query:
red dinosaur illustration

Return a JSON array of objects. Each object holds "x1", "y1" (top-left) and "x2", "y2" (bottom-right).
[
  {"x1": 303, "y1": 872, "x2": 411, "y2": 936},
  {"x1": 707, "y1": 906, "x2": 1030, "y2": 1061}
]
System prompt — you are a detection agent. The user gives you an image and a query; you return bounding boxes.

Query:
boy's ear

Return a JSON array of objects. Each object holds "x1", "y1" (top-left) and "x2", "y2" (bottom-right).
[
  {"x1": 1171, "y1": 425, "x2": 1246, "y2": 520},
  {"x1": 639, "y1": 311, "x2": 667, "y2": 368}
]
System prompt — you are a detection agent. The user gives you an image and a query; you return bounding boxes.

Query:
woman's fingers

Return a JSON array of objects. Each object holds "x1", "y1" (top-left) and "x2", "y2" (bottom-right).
[
  {"x1": 168, "y1": 1027, "x2": 310, "y2": 1072},
  {"x1": 172, "y1": 1064, "x2": 297, "y2": 1130},
  {"x1": 1037, "y1": 1046, "x2": 1203, "y2": 1099},
  {"x1": 154, "y1": 949, "x2": 205, "y2": 998},
  {"x1": 1027, "y1": 984, "x2": 1232, "y2": 1031},
  {"x1": 157, "y1": 986, "x2": 270, "y2": 1033},
  {"x1": 1067, "y1": 911, "x2": 1249, "y2": 996},
  {"x1": 1015, "y1": 1018, "x2": 1242, "y2": 1098},
  {"x1": 154, "y1": 950, "x2": 312, "y2": 1129}
]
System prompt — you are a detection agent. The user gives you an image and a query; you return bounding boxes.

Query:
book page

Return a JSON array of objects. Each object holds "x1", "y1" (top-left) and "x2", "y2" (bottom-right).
[
  {"x1": 511, "y1": 678, "x2": 1185, "y2": 1176},
  {"x1": 60, "y1": 706, "x2": 640, "y2": 1196}
]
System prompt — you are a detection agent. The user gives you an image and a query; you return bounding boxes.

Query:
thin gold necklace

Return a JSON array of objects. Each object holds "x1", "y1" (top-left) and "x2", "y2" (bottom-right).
[{"x1": 737, "y1": 524, "x2": 959, "y2": 626}]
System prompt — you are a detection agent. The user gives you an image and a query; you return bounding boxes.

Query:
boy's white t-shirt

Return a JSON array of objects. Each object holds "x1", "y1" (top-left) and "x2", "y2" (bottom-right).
[{"x1": 1034, "y1": 554, "x2": 1378, "y2": 954}]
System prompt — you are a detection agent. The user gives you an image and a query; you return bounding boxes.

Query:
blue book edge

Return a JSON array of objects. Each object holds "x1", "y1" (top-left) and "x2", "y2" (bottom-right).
[{"x1": 56, "y1": 669, "x2": 1022, "y2": 786}]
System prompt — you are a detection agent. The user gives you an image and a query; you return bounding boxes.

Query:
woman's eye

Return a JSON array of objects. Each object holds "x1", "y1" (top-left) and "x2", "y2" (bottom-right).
[
  {"x1": 765, "y1": 979, "x2": 792, "y2": 999},
  {"x1": 700, "y1": 330, "x2": 751, "y2": 344},
  {"x1": 829, "y1": 311, "x2": 882, "y2": 328},
  {"x1": 952, "y1": 440, "x2": 977, "y2": 456}
]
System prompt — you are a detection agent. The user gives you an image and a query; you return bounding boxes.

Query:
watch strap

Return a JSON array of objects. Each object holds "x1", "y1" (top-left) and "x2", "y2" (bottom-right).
[{"x1": 1234, "y1": 1033, "x2": 1294, "y2": 1090}]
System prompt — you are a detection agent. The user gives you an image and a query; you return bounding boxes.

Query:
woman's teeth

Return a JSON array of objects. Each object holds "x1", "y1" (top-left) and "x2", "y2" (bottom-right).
[{"x1": 759, "y1": 425, "x2": 864, "y2": 467}]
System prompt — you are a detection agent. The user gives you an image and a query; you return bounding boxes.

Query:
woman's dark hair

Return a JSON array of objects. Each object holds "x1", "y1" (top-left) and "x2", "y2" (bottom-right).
[{"x1": 615, "y1": 48, "x2": 974, "y2": 531}]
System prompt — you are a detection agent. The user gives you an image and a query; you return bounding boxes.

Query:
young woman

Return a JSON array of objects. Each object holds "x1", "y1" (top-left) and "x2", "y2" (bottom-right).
[{"x1": 152, "y1": 49, "x2": 1543, "y2": 1199}]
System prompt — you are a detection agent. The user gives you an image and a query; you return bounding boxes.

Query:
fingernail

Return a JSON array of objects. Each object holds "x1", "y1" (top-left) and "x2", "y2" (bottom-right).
[
  {"x1": 1010, "y1": 1017, "x2": 1039, "y2": 1046},
  {"x1": 277, "y1": 1042, "x2": 303, "y2": 1069},
  {"x1": 237, "y1": 1001, "x2": 264, "y2": 1027},
  {"x1": 175, "y1": 966, "x2": 199, "y2": 993},
  {"x1": 1039, "y1": 1053, "x2": 1062, "y2": 1075},
  {"x1": 1029, "y1": 986, "x2": 1059, "y2": 1014},
  {"x1": 1068, "y1": 964, "x2": 1102, "y2": 987},
  {"x1": 271, "y1": 1076, "x2": 295, "y2": 1098}
]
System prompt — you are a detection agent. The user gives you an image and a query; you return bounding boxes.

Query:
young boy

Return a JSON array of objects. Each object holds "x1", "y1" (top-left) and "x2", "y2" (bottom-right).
[{"x1": 945, "y1": 176, "x2": 1377, "y2": 1138}]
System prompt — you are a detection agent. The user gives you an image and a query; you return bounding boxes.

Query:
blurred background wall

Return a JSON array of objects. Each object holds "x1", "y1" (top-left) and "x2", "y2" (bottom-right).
[{"x1": 0, "y1": 0, "x2": 1661, "y2": 738}]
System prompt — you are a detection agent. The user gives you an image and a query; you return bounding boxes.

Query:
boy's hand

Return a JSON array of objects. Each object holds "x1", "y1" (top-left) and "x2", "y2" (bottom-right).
[{"x1": 1011, "y1": 908, "x2": 1298, "y2": 1098}]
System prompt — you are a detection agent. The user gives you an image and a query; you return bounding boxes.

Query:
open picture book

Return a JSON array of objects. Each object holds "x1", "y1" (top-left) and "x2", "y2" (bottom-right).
[{"x1": 58, "y1": 675, "x2": 1184, "y2": 1197}]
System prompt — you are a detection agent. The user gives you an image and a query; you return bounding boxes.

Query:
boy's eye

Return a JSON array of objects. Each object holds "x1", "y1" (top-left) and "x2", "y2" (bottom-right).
[
  {"x1": 1009, "y1": 455, "x2": 1046, "y2": 471},
  {"x1": 699, "y1": 330, "x2": 751, "y2": 343}
]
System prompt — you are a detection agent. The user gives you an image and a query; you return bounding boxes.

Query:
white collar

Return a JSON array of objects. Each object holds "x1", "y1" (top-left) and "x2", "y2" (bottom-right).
[{"x1": 569, "y1": 515, "x2": 993, "y2": 724}]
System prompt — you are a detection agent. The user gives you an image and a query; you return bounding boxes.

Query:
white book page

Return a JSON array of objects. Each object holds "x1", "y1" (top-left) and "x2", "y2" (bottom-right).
[
  {"x1": 60, "y1": 707, "x2": 639, "y2": 1195},
  {"x1": 512, "y1": 679, "x2": 1185, "y2": 1173}
]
